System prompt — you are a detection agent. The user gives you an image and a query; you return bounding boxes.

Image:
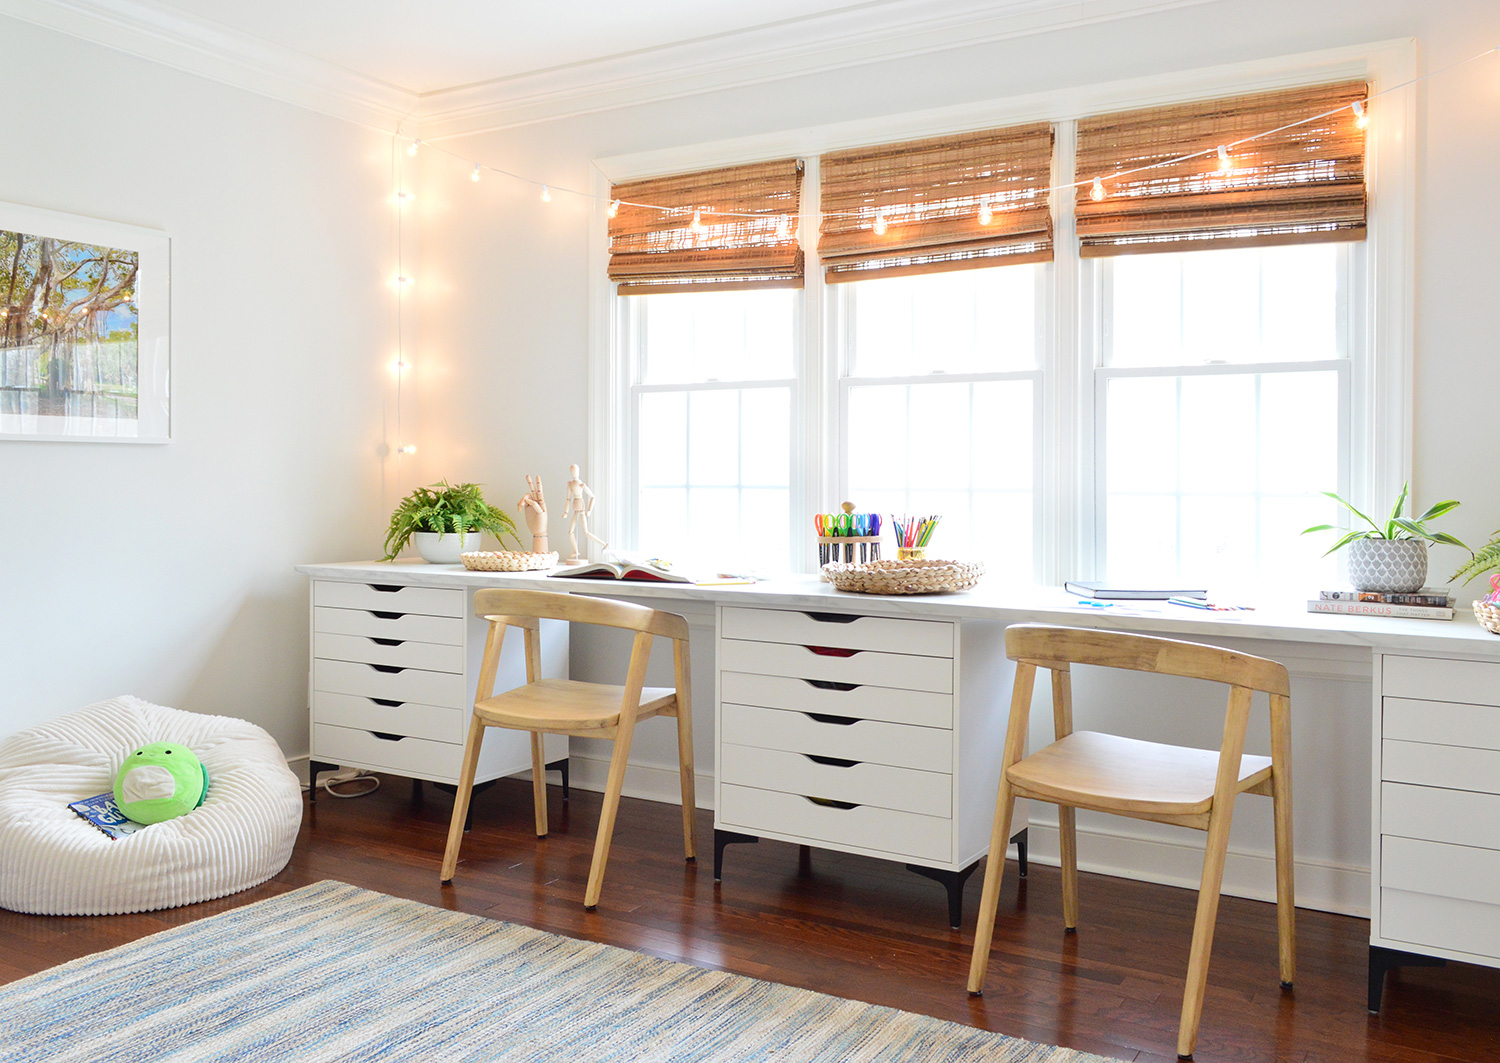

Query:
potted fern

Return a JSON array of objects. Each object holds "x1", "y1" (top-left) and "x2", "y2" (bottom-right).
[
  {"x1": 383, "y1": 481, "x2": 519, "y2": 563},
  {"x1": 1302, "y1": 483, "x2": 1467, "y2": 593},
  {"x1": 1452, "y1": 528, "x2": 1500, "y2": 634}
]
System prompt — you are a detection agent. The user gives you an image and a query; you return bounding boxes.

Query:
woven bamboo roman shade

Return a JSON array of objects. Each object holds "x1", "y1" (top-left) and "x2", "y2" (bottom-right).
[
  {"x1": 1075, "y1": 81, "x2": 1368, "y2": 256},
  {"x1": 607, "y1": 158, "x2": 804, "y2": 294},
  {"x1": 818, "y1": 122, "x2": 1054, "y2": 283}
]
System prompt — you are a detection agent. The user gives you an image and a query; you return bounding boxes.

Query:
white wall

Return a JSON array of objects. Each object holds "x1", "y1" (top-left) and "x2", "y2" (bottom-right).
[
  {"x1": 0, "y1": 17, "x2": 407, "y2": 756},
  {"x1": 414, "y1": 0, "x2": 1500, "y2": 912}
]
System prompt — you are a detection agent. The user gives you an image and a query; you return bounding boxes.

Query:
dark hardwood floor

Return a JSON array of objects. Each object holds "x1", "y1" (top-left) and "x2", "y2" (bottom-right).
[{"x1": 4, "y1": 776, "x2": 1499, "y2": 1062}]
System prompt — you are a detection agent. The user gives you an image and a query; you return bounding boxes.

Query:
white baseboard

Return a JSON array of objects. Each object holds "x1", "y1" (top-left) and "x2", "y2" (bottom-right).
[{"x1": 561, "y1": 752, "x2": 1369, "y2": 917}]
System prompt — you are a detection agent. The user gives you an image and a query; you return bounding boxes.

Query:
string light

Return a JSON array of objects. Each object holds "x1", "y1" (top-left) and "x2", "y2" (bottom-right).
[
  {"x1": 609, "y1": 199, "x2": 621, "y2": 218},
  {"x1": 540, "y1": 185, "x2": 551, "y2": 202},
  {"x1": 978, "y1": 200, "x2": 994, "y2": 226},
  {"x1": 471, "y1": 165, "x2": 481, "y2": 182},
  {"x1": 407, "y1": 139, "x2": 419, "y2": 157},
  {"x1": 690, "y1": 208, "x2": 706, "y2": 233},
  {"x1": 397, "y1": 190, "x2": 414, "y2": 202},
  {"x1": 1352, "y1": 100, "x2": 1368, "y2": 129},
  {"x1": 872, "y1": 210, "x2": 888, "y2": 235},
  {"x1": 397, "y1": 275, "x2": 414, "y2": 286},
  {"x1": 1217, "y1": 145, "x2": 1233, "y2": 171},
  {"x1": 398, "y1": 444, "x2": 416, "y2": 456},
  {"x1": 1090, "y1": 176, "x2": 1106, "y2": 201},
  {"x1": 775, "y1": 215, "x2": 791, "y2": 239}
]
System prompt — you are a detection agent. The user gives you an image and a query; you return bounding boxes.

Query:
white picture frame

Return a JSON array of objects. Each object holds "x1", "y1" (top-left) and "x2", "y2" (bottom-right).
[{"x1": 0, "y1": 201, "x2": 170, "y2": 443}]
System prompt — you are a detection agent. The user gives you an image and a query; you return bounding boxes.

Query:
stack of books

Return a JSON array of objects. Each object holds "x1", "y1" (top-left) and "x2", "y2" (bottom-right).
[{"x1": 1307, "y1": 588, "x2": 1454, "y2": 621}]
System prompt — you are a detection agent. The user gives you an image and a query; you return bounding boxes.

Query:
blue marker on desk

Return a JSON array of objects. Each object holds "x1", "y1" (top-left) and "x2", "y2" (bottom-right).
[{"x1": 1075, "y1": 599, "x2": 1114, "y2": 608}]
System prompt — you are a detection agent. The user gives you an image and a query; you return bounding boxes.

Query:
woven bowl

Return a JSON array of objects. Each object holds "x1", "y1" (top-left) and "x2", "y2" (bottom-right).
[
  {"x1": 823, "y1": 558, "x2": 984, "y2": 595},
  {"x1": 460, "y1": 550, "x2": 558, "y2": 572},
  {"x1": 1475, "y1": 599, "x2": 1500, "y2": 636}
]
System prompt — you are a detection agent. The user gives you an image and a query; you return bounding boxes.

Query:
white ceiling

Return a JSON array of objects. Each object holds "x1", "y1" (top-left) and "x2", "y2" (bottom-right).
[{"x1": 148, "y1": 0, "x2": 900, "y2": 95}]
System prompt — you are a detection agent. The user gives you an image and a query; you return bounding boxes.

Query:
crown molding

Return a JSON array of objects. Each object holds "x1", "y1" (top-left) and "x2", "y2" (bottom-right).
[
  {"x1": 0, "y1": 0, "x2": 417, "y2": 132},
  {"x1": 415, "y1": 0, "x2": 1217, "y2": 140}
]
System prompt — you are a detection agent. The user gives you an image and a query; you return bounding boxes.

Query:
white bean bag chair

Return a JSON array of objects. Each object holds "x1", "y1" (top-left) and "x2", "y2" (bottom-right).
[{"x1": 0, "y1": 696, "x2": 303, "y2": 915}]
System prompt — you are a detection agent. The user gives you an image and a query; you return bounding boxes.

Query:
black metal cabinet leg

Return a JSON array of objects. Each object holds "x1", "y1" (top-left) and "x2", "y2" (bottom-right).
[
  {"x1": 1368, "y1": 945, "x2": 1446, "y2": 1013},
  {"x1": 1012, "y1": 827, "x2": 1029, "y2": 878},
  {"x1": 546, "y1": 757, "x2": 570, "y2": 800},
  {"x1": 307, "y1": 760, "x2": 336, "y2": 803},
  {"x1": 714, "y1": 829, "x2": 759, "y2": 881},
  {"x1": 433, "y1": 779, "x2": 497, "y2": 833},
  {"x1": 906, "y1": 860, "x2": 982, "y2": 929}
]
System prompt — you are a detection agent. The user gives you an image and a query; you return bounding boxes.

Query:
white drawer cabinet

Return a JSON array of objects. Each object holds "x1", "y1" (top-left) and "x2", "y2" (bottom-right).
[
  {"x1": 307, "y1": 578, "x2": 567, "y2": 796},
  {"x1": 714, "y1": 605, "x2": 1022, "y2": 927},
  {"x1": 1370, "y1": 651, "x2": 1500, "y2": 1010}
]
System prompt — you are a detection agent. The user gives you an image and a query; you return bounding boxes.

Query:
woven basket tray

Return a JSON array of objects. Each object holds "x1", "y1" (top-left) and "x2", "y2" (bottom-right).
[
  {"x1": 823, "y1": 558, "x2": 983, "y2": 595},
  {"x1": 460, "y1": 551, "x2": 558, "y2": 572},
  {"x1": 1475, "y1": 599, "x2": 1500, "y2": 636}
]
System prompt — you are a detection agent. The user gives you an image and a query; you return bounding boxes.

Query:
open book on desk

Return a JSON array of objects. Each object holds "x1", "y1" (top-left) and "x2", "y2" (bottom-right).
[{"x1": 550, "y1": 556, "x2": 754, "y2": 586}]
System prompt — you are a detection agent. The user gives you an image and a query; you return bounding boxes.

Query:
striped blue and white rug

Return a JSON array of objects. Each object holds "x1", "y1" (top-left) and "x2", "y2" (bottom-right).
[{"x1": 0, "y1": 880, "x2": 1117, "y2": 1062}]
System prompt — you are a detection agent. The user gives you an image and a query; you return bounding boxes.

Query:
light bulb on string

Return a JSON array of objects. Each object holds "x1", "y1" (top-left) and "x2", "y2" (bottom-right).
[
  {"x1": 540, "y1": 185, "x2": 551, "y2": 203},
  {"x1": 1217, "y1": 145, "x2": 1233, "y2": 171},
  {"x1": 397, "y1": 275, "x2": 414, "y2": 287},
  {"x1": 397, "y1": 190, "x2": 414, "y2": 203},
  {"x1": 407, "y1": 139, "x2": 419, "y2": 157},
  {"x1": 775, "y1": 215, "x2": 791, "y2": 239},
  {"x1": 872, "y1": 210, "x2": 888, "y2": 236},
  {"x1": 690, "y1": 209, "x2": 706, "y2": 234},
  {"x1": 978, "y1": 200, "x2": 994, "y2": 226},
  {"x1": 1090, "y1": 177, "x2": 1106, "y2": 202},
  {"x1": 471, "y1": 165, "x2": 481, "y2": 182},
  {"x1": 608, "y1": 199, "x2": 621, "y2": 218},
  {"x1": 398, "y1": 444, "x2": 416, "y2": 456},
  {"x1": 1352, "y1": 100, "x2": 1369, "y2": 129}
]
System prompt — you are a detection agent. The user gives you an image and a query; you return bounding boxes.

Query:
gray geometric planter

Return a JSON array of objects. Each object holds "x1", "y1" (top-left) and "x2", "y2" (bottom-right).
[{"x1": 1346, "y1": 538, "x2": 1429, "y2": 593}]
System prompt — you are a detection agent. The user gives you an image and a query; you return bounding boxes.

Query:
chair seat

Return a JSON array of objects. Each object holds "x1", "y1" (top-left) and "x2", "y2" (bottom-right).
[
  {"x1": 1006, "y1": 730, "x2": 1273, "y2": 820},
  {"x1": 475, "y1": 679, "x2": 677, "y2": 732}
]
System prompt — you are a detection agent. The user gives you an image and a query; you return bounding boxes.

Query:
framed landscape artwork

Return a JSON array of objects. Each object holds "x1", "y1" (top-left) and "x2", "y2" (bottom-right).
[{"x1": 0, "y1": 201, "x2": 170, "y2": 443}]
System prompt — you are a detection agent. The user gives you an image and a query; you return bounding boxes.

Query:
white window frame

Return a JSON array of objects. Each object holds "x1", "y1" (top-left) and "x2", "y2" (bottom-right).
[{"x1": 588, "y1": 39, "x2": 1416, "y2": 582}]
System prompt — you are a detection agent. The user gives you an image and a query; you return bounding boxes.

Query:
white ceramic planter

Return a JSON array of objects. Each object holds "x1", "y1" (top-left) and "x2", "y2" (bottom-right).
[
  {"x1": 1346, "y1": 538, "x2": 1428, "y2": 593},
  {"x1": 413, "y1": 529, "x2": 480, "y2": 564}
]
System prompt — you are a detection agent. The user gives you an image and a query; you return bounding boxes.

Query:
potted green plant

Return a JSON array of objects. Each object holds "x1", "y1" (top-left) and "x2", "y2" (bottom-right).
[
  {"x1": 1302, "y1": 483, "x2": 1468, "y2": 592},
  {"x1": 1452, "y1": 528, "x2": 1500, "y2": 635},
  {"x1": 383, "y1": 481, "x2": 519, "y2": 563}
]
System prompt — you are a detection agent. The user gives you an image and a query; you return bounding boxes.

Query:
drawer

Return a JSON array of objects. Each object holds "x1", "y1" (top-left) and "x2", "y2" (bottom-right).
[
  {"x1": 1381, "y1": 889, "x2": 1500, "y2": 961},
  {"x1": 1383, "y1": 739, "x2": 1500, "y2": 796},
  {"x1": 312, "y1": 691, "x2": 463, "y2": 744},
  {"x1": 721, "y1": 607, "x2": 953, "y2": 657},
  {"x1": 314, "y1": 606, "x2": 464, "y2": 645},
  {"x1": 312, "y1": 723, "x2": 457, "y2": 779},
  {"x1": 1384, "y1": 656, "x2": 1500, "y2": 706},
  {"x1": 314, "y1": 632, "x2": 465, "y2": 673},
  {"x1": 719, "y1": 639, "x2": 952, "y2": 694},
  {"x1": 721, "y1": 742, "x2": 950, "y2": 817},
  {"x1": 720, "y1": 782, "x2": 951, "y2": 864},
  {"x1": 1382, "y1": 836, "x2": 1500, "y2": 907},
  {"x1": 1384, "y1": 697, "x2": 1500, "y2": 752},
  {"x1": 314, "y1": 581, "x2": 464, "y2": 618},
  {"x1": 720, "y1": 671, "x2": 952, "y2": 728},
  {"x1": 314, "y1": 659, "x2": 467, "y2": 708},
  {"x1": 722, "y1": 703, "x2": 951, "y2": 772}
]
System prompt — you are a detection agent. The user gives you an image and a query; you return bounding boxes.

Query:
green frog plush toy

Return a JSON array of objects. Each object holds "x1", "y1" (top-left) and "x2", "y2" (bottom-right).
[{"x1": 113, "y1": 743, "x2": 209, "y2": 825}]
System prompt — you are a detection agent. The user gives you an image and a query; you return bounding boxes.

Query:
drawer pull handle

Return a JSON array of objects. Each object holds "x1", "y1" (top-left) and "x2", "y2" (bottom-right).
[
  {"x1": 371, "y1": 664, "x2": 404, "y2": 674},
  {"x1": 371, "y1": 638, "x2": 404, "y2": 647},
  {"x1": 370, "y1": 610, "x2": 403, "y2": 620},
  {"x1": 805, "y1": 712, "x2": 858, "y2": 726},
  {"x1": 806, "y1": 679, "x2": 860, "y2": 692},
  {"x1": 371, "y1": 698, "x2": 404, "y2": 708},
  {"x1": 806, "y1": 645, "x2": 859, "y2": 658},
  {"x1": 805, "y1": 796, "x2": 860, "y2": 810},
  {"x1": 370, "y1": 584, "x2": 403, "y2": 594},
  {"x1": 803, "y1": 611, "x2": 860, "y2": 624},
  {"x1": 805, "y1": 754, "x2": 860, "y2": 768},
  {"x1": 370, "y1": 731, "x2": 405, "y2": 742}
]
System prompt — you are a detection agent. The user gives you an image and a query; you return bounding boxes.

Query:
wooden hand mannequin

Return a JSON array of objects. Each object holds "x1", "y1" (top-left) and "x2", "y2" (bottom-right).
[{"x1": 517, "y1": 475, "x2": 549, "y2": 553}]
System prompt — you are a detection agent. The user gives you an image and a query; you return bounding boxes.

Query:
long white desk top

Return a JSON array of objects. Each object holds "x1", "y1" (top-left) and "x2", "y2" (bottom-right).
[{"x1": 296, "y1": 560, "x2": 1500, "y2": 660}]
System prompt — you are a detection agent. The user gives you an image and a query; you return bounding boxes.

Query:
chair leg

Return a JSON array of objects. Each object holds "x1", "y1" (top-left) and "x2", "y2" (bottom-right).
[
  {"x1": 1177, "y1": 803, "x2": 1237, "y2": 1059},
  {"x1": 675, "y1": 710, "x2": 697, "y2": 861},
  {"x1": 1272, "y1": 768, "x2": 1296, "y2": 987},
  {"x1": 967, "y1": 776, "x2": 1016, "y2": 994},
  {"x1": 584, "y1": 716, "x2": 637, "y2": 910},
  {"x1": 440, "y1": 715, "x2": 487, "y2": 884},
  {"x1": 1058, "y1": 805, "x2": 1079, "y2": 932},
  {"x1": 530, "y1": 731, "x2": 548, "y2": 838}
]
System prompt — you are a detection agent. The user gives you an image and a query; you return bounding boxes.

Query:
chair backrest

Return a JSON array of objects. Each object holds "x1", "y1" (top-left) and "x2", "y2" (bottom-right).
[
  {"x1": 473, "y1": 588, "x2": 689, "y2": 642},
  {"x1": 1005, "y1": 624, "x2": 1290, "y2": 697}
]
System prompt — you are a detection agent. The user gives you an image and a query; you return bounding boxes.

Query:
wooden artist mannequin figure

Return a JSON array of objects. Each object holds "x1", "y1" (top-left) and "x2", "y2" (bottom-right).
[
  {"x1": 516, "y1": 475, "x2": 549, "y2": 554},
  {"x1": 563, "y1": 463, "x2": 609, "y2": 563}
]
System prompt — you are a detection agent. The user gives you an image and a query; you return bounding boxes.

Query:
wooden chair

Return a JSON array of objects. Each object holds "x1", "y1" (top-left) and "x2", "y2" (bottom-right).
[
  {"x1": 439, "y1": 589, "x2": 697, "y2": 909},
  {"x1": 967, "y1": 624, "x2": 1294, "y2": 1060}
]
